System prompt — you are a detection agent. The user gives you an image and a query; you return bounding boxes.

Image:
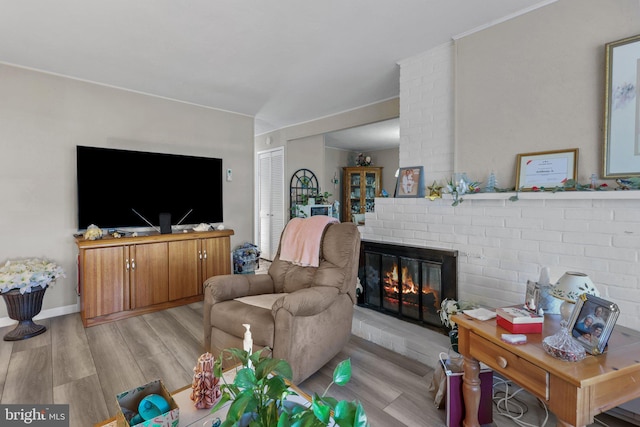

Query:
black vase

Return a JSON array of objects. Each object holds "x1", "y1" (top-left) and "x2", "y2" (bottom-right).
[
  {"x1": 449, "y1": 329, "x2": 459, "y2": 353},
  {"x1": 1, "y1": 286, "x2": 47, "y2": 341}
]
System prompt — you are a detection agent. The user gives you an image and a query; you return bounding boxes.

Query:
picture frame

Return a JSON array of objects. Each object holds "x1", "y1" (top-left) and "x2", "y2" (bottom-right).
[
  {"x1": 603, "y1": 34, "x2": 640, "y2": 178},
  {"x1": 515, "y1": 149, "x2": 578, "y2": 190},
  {"x1": 524, "y1": 280, "x2": 541, "y2": 313},
  {"x1": 395, "y1": 166, "x2": 424, "y2": 198},
  {"x1": 568, "y1": 294, "x2": 619, "y2": 355}
]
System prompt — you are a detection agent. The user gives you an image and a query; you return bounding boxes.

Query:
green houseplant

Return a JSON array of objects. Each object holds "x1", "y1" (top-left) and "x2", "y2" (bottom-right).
[{"x1": 212, "y1": 348, "x2": 369, "y2": 427}]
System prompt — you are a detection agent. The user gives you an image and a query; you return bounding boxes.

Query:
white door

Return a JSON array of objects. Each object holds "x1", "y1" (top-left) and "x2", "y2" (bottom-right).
[{"x1": 257, "y1": 148, "x2": 284, "y2": 260}]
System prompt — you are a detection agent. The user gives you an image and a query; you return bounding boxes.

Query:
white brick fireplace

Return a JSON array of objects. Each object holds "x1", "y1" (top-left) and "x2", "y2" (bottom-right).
[{"x1": 359, "y1": 42, "x2": 640, "y2": 334}]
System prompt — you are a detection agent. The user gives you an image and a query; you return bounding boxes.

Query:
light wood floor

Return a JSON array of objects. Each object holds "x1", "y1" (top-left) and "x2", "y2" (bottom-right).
[{"x1": 0, "y1": 302, "x2": 635, "y2": 427}]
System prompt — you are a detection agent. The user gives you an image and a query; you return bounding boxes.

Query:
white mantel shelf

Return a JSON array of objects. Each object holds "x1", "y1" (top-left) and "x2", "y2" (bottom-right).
[{"x1": 442, "y1": 190, "x2": 640, "y2": 201}]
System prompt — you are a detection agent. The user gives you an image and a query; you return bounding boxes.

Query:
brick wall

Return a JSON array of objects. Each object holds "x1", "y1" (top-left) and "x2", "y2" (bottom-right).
[{"x1": 363, "y1": 43, "x2": 640, "y2": 330}]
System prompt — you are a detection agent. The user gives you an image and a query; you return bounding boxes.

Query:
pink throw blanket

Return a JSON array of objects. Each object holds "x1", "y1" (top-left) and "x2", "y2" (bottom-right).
[{"x1": 279, "y1": 216, "x2": 338, "y2": 267}]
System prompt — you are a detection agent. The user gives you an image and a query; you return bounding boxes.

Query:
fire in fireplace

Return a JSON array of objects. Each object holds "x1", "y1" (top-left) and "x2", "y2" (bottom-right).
[{"x1": 358, "y1": 241, "x2": 457, "y2": 329}]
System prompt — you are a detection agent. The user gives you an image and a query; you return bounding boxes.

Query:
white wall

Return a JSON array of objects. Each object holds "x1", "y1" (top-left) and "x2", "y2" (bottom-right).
[
  {"x1": 362, "y1": 0, "x2": 640, "y2": 330},
  {"x1": 456, "y1": 0, "x2": 640, "y2": 186},
  {"x1": 0, "y1": 64, "x2": 254, "y2": 319}
]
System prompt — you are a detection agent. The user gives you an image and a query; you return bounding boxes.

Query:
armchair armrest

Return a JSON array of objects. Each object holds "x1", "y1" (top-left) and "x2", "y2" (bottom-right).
[
  {"x1": 204, "y1": 274, "x2": 275, "y2": 304},
  {"x1": 272, "y1": 286, "x2": 340, "y2": 317}
]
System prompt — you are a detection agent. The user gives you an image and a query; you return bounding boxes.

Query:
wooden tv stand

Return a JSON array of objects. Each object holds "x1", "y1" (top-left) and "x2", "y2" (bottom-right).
[{"x1": 76, "y1": 229, "x2": 234, "y2": 327}]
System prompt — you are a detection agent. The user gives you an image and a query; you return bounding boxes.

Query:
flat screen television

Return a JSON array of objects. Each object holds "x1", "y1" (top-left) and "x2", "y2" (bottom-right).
[{"x1": 76, "y1": 146, "x2": 223, "y2": 230}]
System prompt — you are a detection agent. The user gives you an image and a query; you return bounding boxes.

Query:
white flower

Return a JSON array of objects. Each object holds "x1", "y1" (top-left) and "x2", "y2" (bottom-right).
[
  {"x1": 439, "y1": 298, "x2": 476, "y2": 329},
  {"x1": 0, "y1": 258, "x2": 65, "y2": 294}
]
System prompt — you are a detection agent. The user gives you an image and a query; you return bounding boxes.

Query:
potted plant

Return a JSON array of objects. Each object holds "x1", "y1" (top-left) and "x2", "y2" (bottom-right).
[
  {"x1": 0, "y1": 258, "x2": 65, "y2": 341},
  {"x1": 212, "y1": 348, "x2": 369, "y2": 427}
]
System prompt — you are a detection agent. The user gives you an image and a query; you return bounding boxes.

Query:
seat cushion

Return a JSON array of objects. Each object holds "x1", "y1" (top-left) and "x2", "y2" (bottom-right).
[
  {"x1": 234, "y1": 293, "x2": 288, "y2": 310},
  {"x1": 210, "y1": 300, "x2": 275, "y2": 348}
]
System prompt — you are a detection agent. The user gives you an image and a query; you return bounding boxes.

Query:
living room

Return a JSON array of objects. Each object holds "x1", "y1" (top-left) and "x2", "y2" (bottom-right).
[{"x1": 2, "y1": 0, "x2": 640, "y2": 426}]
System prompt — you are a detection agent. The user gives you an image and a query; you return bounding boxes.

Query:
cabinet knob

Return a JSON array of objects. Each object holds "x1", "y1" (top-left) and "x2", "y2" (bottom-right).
[
  {"x1": 199, "y1": 251, "x2": 202, "y2": 260},
  {"x1": 126, "y1": 260, "x2": 130, "y2": 271},
  {"x1": 496, "y1": 356, "x2": 508, "y2": 369},
  {"x1": 203, "y1": 250, "x2": 208, "y2": 260},
  {"x1": 131, "y1": 258, "x2": 135, "y2": 270}
]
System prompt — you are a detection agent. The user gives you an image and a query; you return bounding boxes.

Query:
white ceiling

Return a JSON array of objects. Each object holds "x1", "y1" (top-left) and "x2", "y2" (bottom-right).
[
  {"x1": 0, "y1": 0, "x2": 555, "y2": 136},
  {"x1": 324, "y1": 118, "x2": 400, "y2": 152}
]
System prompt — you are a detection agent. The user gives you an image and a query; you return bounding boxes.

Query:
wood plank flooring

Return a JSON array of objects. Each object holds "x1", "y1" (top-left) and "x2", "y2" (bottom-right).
[{"x1": 0, "y1": 302, "x2": 636, "y2": 427}]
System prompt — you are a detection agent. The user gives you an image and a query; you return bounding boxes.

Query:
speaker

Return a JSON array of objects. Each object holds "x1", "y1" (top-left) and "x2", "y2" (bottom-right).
[{"x1": 159, "y1": 213, "x2": 172, "y2": 234}]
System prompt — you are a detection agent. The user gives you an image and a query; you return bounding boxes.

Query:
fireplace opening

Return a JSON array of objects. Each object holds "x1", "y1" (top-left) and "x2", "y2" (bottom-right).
[{"x1": 358, "y1": 241, "x2": 457, "y2": 330}]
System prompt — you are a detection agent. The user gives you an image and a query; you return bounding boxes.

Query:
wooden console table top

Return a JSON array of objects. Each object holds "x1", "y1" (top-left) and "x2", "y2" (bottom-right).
[{"x1": 453, "y1": 313, "x2": 640, "y2": 427}]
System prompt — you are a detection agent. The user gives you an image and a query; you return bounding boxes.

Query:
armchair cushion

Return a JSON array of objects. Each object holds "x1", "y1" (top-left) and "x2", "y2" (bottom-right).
[
  {"x1": 234, "y1": 293, "x2": 289, "y2": 310},
  {"x1": 209, "y1": 301, "x2": 275, "y2": 349}
]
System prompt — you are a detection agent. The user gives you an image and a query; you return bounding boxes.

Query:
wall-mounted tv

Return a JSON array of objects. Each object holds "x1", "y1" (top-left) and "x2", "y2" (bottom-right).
[{"x1": 76, "y1": 146, "x2": 223, "y2": 230}]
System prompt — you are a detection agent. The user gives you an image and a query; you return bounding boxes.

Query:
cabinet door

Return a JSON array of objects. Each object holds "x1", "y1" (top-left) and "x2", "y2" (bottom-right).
[
  {"x1": 364, "y1": 170, "x2": 379, "y2": 213},
  {"x1": 202, "y1": 236, "x2": 231, "y2": 280},
  {"x1": 82, "y1": 246, "x2": 129, "y2": 319},
  {"x1": 131, "y1": 242, "x2": 169, "y2": 308},
  {"x1": 168, "y1": 240, "x2": 201, "y2": 300}
]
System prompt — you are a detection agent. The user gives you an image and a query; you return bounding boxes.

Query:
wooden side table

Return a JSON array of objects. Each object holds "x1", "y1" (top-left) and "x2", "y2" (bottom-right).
[{"x1": 453, "y1": 313, "x2": 640, "y2": 427}]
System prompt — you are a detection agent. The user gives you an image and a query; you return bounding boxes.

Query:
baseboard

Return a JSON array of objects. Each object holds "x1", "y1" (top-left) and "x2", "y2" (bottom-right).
[{"x1": 0, "y1": 303, "x2": 80, "y2": 328}]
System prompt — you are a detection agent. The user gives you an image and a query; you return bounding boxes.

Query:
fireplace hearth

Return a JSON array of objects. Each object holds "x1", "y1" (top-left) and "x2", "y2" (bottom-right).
[{"x1": 358, "y1": 241, "x2": 457, "y2": 330}]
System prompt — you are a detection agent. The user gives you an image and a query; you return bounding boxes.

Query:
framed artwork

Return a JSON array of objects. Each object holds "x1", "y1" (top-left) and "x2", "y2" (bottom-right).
[
  {"x1": 515, "y1": 149, "x2": 578, "y2": 190},
  {"x1": 568, "y1": 294, "x2": 619, "y2": 355},
  {"x1": 604, "y1": 34, "x2": 640, "y2": 178},
  {"x1": 395, "y1": 166, "x2": 424, "y2": 198},
  {"x1": 524, "y1": 280, "x2": 541, "y2": 313}
]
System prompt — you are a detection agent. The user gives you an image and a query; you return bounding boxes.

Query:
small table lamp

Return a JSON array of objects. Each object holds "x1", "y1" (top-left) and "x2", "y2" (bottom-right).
[{"x1": 550, "y1": 272, "x2": 599, "y2": 321}]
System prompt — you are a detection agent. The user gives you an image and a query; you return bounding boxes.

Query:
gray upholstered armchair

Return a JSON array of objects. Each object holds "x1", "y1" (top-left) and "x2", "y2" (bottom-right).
[{"x1": 203, "y1": 221, "x2": 361, "y2": 384}]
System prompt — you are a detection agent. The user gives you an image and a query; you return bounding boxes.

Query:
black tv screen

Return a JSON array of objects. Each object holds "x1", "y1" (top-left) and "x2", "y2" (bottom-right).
[{"x1": 76, "y1": 146, "x2": 223, "y2": 230}]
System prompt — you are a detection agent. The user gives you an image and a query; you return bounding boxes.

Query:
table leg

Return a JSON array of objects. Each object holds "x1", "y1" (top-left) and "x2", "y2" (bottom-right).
[{"x1": 462, "y1": 355, "x2": 481, "y2": 427}]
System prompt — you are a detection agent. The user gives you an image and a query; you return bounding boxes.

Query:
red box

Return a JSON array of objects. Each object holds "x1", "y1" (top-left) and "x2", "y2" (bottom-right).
[{"x1": 497, "y1": 316, "x2": 542, "y2": 334}]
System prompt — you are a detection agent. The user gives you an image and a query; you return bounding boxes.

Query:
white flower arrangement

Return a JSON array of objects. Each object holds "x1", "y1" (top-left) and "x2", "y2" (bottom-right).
[
  {"x1": 0, "y1": 258, "x2": 65, "y2": 294},
  {"x1": 439, "y1": 298, "x2": 476, "y2": 329}
]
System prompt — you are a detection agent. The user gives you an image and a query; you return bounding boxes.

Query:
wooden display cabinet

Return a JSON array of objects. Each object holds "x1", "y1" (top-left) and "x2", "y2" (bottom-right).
[
  {"x1": 342, "y1": 167, "x2": 382, "y2": 224},
  {"x1": 77, "y1": 229, "x2": 233, "y2": 327}
]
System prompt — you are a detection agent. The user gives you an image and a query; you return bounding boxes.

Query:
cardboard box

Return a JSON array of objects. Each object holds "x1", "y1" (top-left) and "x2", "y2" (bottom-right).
[
  {"x1": 497, "y1": 316, "x2": 543, "y2": 334},
  {"x1": 116, "y1": 379, "x2": 179, "y2": 427}
]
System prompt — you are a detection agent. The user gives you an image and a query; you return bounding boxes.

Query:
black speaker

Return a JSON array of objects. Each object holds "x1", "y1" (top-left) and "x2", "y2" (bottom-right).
[{"x1": 159, "y1": 213, "x2": 172, "y2": 234}]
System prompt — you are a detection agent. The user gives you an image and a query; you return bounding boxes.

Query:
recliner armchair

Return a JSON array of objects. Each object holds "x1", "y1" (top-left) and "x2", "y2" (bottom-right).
[{"x1": 203, "y1": 221, "x2": 361, "y2": 384}]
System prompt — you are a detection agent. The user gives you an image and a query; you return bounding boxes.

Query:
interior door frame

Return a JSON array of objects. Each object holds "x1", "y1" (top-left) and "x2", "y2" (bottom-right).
[{"x1": 255, "y1": 146, "x2": 285, "y2": 260}]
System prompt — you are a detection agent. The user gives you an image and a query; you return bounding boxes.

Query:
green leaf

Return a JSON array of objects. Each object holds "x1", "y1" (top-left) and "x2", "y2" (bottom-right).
[
  {"x1": 265, "y1": 375, "x2": 289, "y2": 400},
  {"x1": 255, "y1": 357, "x2": 293, "y2": 381},
  {"x1": 319, "y1": 396, "x2": 338, "y2": 409},
  {"x1": 333, "y1": 359, "x2": 351, "y2": 386},
  {"x1": 334, "y1": 400, "x2": 357, "y2": 427},
  {"x1": 353, "y1": 402, "x2": 369, "y2": 427},
  {"x1": 234, "y1": 367, "x2": 258, "y2": 390},
  {"x1": 312, "y1": 396, "x2": 331, "y2": 424},
  {"x1": 227, "y1": 391, "x2": 258, "y2": 421},
  {"x1": 210, "y1": 393, "x2": 231, "y2": 413},
  {"x1": 277, "y1": 413, "x2": 292, "y2": 427}
]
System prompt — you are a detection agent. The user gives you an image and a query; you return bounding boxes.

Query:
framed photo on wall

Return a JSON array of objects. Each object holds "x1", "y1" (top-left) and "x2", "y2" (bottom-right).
[
  {"x1": 395, "y1": 166, "x2": 424, "y2": 198},
  {"x1": 568, "y1": 294, "x2": 619, "y2": 355},
  {"x1": 604, "y1": 33, "x2": 640, "y2": 178},
  {"x1": 515, "y1": 149, "x2": 578, "y2": 190}
]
